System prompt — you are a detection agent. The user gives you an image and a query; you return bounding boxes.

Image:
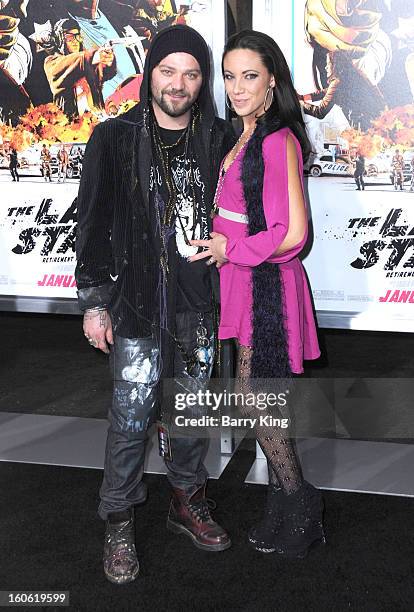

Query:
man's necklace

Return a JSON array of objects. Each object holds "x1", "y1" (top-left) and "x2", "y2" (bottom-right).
[
  {"x1": 211, "y1": 126, "x2": 255, "y2": 219},
  {"x1": 152, "y1": 114, "x2": 201, "y2": 252},
  {"x1": 160, "y1": 127, "x2": 188, "y2": 151}
]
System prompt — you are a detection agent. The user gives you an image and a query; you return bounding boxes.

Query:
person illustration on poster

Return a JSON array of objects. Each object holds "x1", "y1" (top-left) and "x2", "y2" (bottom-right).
[
  {"x1": 391, "y1": 148, "x2": 405, "y2": 190},
  {"x1": 62, "y1": 0, "x2": 147, "y2": 100},
  {"x1": 57, "y1": 144, "x2": 68, "y2": 181},
  {"x1": 410, "y1": 155, "x2": 414, "y2": 191},
  {"x1": 106, "y1": 100, "x2": 118, "y2": 116},
  {"x1": 3, "y1": 0, "x2": 146, "y2": 113},
  {"x1": 0, "y1": 0, "x2": 32, "y2": 124},
  {"x1": 2, "y1": 0, "x2": 210, "y2": 137},
  {"x1": 133, "y1": 0, "x2": 183, "y2": 50},
  {"x1": 302, "y1": 0, "x2": 413, "y2": 131},
  {"x1": 299, "y1": 50, "x2": 386, "y2": 131},
  {"x1": 304, "y1": 0, "x2": 395, "y2": 92},
  {"x1": 329, "y1": 143, "x2": 339, "y2": 162},
  {"x1": 71, "y1": 145, "x2": 83, "y2": 176},
  {"x1": 0, "y1": 0, "x2": 31, "y2": 83},
  {"x1": 354, "y1": 152, "x2": 365, "y2": 190},
  {"x1": 43, "y1": 17, "x2": 116, "y2": 117},
  {"x1": 40, "y1": 143, "x2": 52, "y2": 181},
  {"x1": 373, "y1": 0, "x2": 414, "y2": 108},
  {"x1": 9, "y1": 146, "x2": 19, "y2": 181}
]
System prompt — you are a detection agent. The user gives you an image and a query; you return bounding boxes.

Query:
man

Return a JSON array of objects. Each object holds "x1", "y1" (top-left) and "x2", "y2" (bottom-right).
[
  {"x1": 133, "y1": 0, "x2": 178, "y2": 50},
  {"x1": 75, "y1": 25, "x2": 235, "y2": 584},
  {"x1": 40, "y1": 143, "x2": 51, "y2": 181},
  {"x1": 44, "y1": 17, "x2": 116, "y2": 117},
  {"x1": 57, "y1": 145, "x2": 68, "y2": 182},
  {"x1": 70, "y1": 145, "x2": 84, "y2": 177},
  {"x1": 106, "y1": 100, "x2": 118, "y2": 116},
  {"x1": 63, "y1": 0, "x2": 147, "y2": 98},
  {"x1": 305, "y1": 0, "x2": 392, "y2": 87},
  {"x1": 354, "y1": 153, "x2": 365, "y2": 190},
  {"x1": 391, "y1": 148, "x2": 404, "y2": 190},
  {"x1": 304, "y1": 0, "x2": 413, "y2": 109},
  {"x1": 9, "y1": 147, "x2": 19, "y2": 181}
]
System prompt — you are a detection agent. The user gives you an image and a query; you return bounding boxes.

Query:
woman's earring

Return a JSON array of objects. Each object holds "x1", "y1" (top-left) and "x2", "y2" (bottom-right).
[
  {"x1": 263, "y1": 86, "x2": 274, "y2": 112},
  {"x1": 225, "y1": 94, "x2": 234, "y2": 111}
]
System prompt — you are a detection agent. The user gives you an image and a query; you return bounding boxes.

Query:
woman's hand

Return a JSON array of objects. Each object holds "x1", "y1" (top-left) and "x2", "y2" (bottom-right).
[{"x1": 189, "y1": 232, "x2": 228, "y2": 269}]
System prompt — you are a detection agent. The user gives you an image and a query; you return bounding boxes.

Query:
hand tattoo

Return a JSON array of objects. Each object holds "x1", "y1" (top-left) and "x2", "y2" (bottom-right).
[
  {"x1": 84, "y1": 308, "x2": 107, "y2": 322},
  {"x1": 99, "y1": 310, "x2": 107, "y2": 328}
]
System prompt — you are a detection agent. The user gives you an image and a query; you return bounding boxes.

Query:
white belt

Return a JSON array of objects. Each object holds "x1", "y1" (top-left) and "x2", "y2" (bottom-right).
[{"x1": 217, "y1": 207, "x2": 248, "y2": 224}]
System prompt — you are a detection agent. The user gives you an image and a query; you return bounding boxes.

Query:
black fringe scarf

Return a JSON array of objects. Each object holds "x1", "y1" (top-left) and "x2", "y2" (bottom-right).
[{"x1": 241, "y1": 123, "x2": 293, "y2": 381}]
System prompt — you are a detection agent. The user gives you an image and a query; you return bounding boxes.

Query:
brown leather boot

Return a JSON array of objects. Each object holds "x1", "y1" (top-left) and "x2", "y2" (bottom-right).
[{"x1": 166, "y1": 484, "x2": 231, "y2": 552}]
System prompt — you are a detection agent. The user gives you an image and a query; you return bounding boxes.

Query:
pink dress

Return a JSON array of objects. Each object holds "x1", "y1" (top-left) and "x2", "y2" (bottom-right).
[{"x1": 213, "y1": 127, "x2": 320, "y2": 374}]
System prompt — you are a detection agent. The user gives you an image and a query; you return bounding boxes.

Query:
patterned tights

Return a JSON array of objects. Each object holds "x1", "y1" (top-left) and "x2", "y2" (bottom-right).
[{"x1": 236, "y1": 345, "x2": 303, "y2": 494}]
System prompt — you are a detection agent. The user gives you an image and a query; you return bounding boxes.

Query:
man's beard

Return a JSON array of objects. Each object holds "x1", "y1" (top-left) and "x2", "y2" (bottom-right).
[{"x1": 152, "y1": 89, "x2": 195, "y2": 118}]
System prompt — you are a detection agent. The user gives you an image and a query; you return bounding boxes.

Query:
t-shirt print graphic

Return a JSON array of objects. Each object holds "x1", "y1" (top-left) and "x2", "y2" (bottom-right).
[{"x1": 171, "y1": 153, "x2": 208, "y2": 259}]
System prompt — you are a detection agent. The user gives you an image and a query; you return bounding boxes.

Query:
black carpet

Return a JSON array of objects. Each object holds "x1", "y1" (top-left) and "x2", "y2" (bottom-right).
[
  {"x1": 1, "y1": 313, "x2": 414, "y2": 610},
  {"x1": 2, "y1": 451, "x2": 413, "y2": 611}
]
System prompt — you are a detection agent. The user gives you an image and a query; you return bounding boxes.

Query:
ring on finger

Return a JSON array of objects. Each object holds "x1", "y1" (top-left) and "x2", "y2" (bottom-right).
[{"x1": 207, "y1": 257, "x2": 215, "y2": 265}]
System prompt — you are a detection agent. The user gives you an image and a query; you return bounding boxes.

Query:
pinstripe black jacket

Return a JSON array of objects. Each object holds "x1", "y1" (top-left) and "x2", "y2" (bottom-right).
[{"x1": 75, "y1": 100, "x2": 235, "y2": 338}]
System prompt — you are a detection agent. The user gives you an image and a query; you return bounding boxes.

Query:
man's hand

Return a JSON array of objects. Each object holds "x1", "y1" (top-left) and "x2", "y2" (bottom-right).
[
  {"x1": 0, "y1": 14, "x2": 19, "y2": 61},
  {"x1": 0, "y1": 0, "x2": 28, "y2": 19},
  {"x1": 83, "y1": 308, "x2": 114, "y2": 354},
  {"x1": 0, "y1": 0, "x2": 29, "y2": 61},
  {"x1": 189, "y1": 232, "x2": 228, "y2": 269},
  {"x1": 92, "y1": 46, "x2": 115, "y2": 67}
]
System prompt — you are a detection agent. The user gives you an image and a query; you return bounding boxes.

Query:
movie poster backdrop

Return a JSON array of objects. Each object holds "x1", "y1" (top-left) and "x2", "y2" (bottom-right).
[
  {"x1": 0, "y1": 0, "x2": 225, "y2": 310},
  {"x1": 254, "y1": 0, "x2": 414, "y2": 331}
]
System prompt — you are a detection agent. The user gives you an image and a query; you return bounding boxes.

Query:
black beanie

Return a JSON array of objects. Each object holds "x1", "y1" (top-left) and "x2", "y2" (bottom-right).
[{"x1": 147, "y1": 25, "x2": 209, "y2": 80}]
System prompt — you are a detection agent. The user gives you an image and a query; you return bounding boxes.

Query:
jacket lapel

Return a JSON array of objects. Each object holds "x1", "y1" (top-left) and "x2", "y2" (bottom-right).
[{"x1": 137, "y1": 124, "x2": 152, "y2": 221}]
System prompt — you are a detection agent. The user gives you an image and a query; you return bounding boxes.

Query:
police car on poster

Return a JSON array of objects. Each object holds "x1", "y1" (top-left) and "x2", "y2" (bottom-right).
[{"x1": 305, "y1": 153, "x2": 352, "y2": 178}]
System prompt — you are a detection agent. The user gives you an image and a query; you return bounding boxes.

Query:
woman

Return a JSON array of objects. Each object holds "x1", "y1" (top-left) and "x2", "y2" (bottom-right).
[
  {"x1": 300, "y1": 50, "x2": 385, "y2": 132},
  {"x1": 190, "y1": 30, "x2": 323, "y2": 558}
]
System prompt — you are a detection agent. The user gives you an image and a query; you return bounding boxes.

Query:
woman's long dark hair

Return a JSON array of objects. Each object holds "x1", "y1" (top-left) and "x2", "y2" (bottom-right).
[{"x1": 222, "y1": 29, "x2": 311, "y2": 162}]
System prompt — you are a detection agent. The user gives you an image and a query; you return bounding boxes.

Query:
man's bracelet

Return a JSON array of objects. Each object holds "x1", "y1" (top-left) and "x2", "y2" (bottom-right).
[{"x1": 84, "y1": 306, "x2": 107, "y2": 315}]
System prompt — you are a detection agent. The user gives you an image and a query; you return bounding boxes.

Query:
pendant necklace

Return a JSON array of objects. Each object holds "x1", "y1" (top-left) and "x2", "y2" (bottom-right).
[{"x1": 211, "y1": 125, "x2": 255, "y2": 219}]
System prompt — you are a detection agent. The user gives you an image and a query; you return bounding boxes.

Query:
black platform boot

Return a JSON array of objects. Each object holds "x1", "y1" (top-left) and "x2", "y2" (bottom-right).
[
  {"x1": 103, "y1": 508, "x2": 139, "y2": 584},
  {"x1": 247, "y1": 484, "x2": 284, "y2": 553},
  {"x1": 273, "y1": 481, "x2": 326, "y2": 559}
]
